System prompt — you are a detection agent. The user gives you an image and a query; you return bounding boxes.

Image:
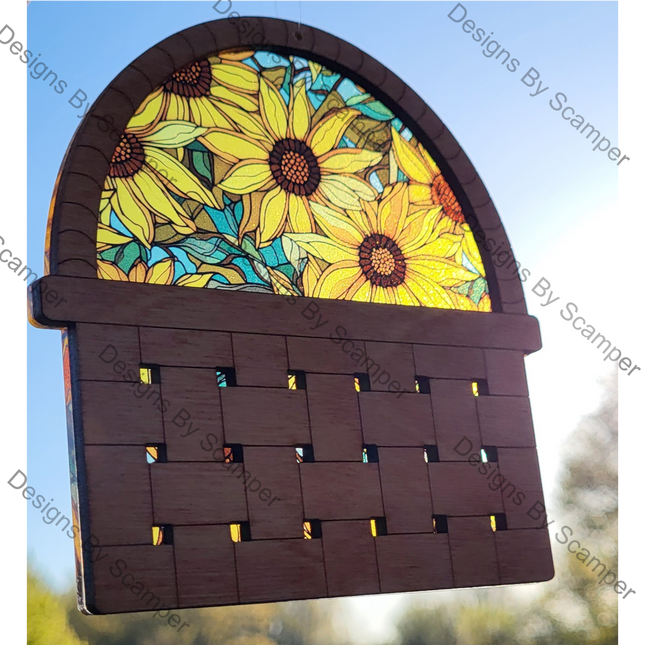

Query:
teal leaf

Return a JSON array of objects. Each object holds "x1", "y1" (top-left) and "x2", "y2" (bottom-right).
[
  {"x1": 115, "y1": 241, "x2": 142, "y2": 273},
  {"x1": 175, "y1": 237, "x2": 228, "y2": 264},
  {"x1": 355, "y1": 100, "x2": 394, "y2": 121},
  {"x1": 192, "y1": 150, "x2": 212, "y2": 183}
]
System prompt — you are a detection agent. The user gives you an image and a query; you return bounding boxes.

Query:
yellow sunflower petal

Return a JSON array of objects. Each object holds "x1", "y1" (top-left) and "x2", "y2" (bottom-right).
[
  {"x1": 313, "y1": 261, "x2": 365, "y2": 300},
  {"x1": 259, "y1": 77, "x2": 288, "y2": 141},
  {"x1": 302, "y1": 256, "x2": 323, "y2": 297},
  {"x1": 432, "y1": 214, "x2": 457, "y2": 241},
  {"x1": 308, "y1": 108, "x2": 359, "y2": 156},
  {"x1": 143, "y1": 148, "x2": 217, "y2": 207},
  {"x1": 310, "y1": 201, "x2": 364, "y2": 247},
  {"x1": 128, "y1": 88, "x2": 164, "y2": 130},
  {"x1": 201, "y1": 129, "x2": 270, "y2": 164},
  {"x1": 289, "y1": 80, "x2": 311, "y2": 141},
  {"x1": 318, "y1": 148, "x2": 383, "y2": 174},
  {"x1": 352, "y1": 279, "x2": 372, "y2": 302},
  {"x1": 288, "y1": 194, "x2": 314, "y2": 234},
  {"x1": 146, "y1": 258, "x2": 175, "y2": 285},
  {"x1": 112, "y1": 179, "x2": 154, "y2": 248},
  {"x1": 130, "y1": 169, "x2": 196, "y2": 234},
  {"x1": 142, "y1": 121, "x2": 207, "y2": 148},
  {"x1": 462, "y1": 225, "x2": 486, "y2": 275},
  {"x1": 408, "y1": 183, "x2": 434, "y2": 205},
  {"x1": 259, "y1": 186, "x2": 289, "y2": 245},
  {"x1": 218, "y1": 50, "x2": 254, "y2": 62},
  {"x1": 377, "y1": 183, "x2": 409, "y2": 240},
  {"x1": 407, "y1": 258, "x2": 479, "y2": 287},
  {"x1": 422, "y1": 234, "x2": 462, "y2": 260},
  {"x1": 209, "y1": 85, "x2": 258, "y2": 111},
  {"x1": 345, "y1": 208, "x2": 374, "y2": 238},
  {"x1": 128, "y1": 260, "x2": 147, "y2": 282},
  {"x1": 397, "y1": 206, "x2": 443, "y2": 254},
  {"x1": 318, "y1": 175, "x2": 377, "y2": 210},
  {"x1": 190, "y1": 97, "x2": 233, "y2": 129},
  {"x1": 405, "y1": 268, "x2": 455, "y2": 309},
  {"x1": 165, "y1": 94, "x2": 189, "y2": 122},
  {"x1": 97, "y1": 259, "x2": 128, "y2": 281},
  {"x1": 214, "y1": 102, "x2": 272, "y2": 142},
  {"x1": 100, "y1": 185, "x2": 115, "y2": 225},
  {"x1": 478, "y1": 293, "x2": 492, "y2": 312},
  {"x1": 420, "y1": 146, "x2": 441, "y2": 177},
  {"x1": 449, "y1": 291, "x2": 478, "y2": 311},
  {"x1": 395, "y1": 283, "x2": 420, "y2": 306},
  {"x1": 96, "y1": 223, "x2": 132, "y2": 248},
  {"x1": 217, "y1": 160, "x2": 273, "y2": 195},
  {"x1": 350, "y1": 199, "x2": 379, "y2": 237},
  {"x1": 370, "y1": 284, "x2": 391, "y2": 305},
  {"x1": 211, "y1": 61, "x2": 259, "y2": 93},
  {"x1": 175, "y1": 273, "x2": 214, "y2": 288},
  {"x1": 390, "y1": 127, "x2": 433, "y2": 183},
  {"x1": 267, "y1": 266, "x2": 299, "y2": 296},
  {"x1": 284, "y1": 233, "x2": 356, "y2": 264},
  {"x1": 309, "y1": 61, "x2": 322, "y2": 83}
]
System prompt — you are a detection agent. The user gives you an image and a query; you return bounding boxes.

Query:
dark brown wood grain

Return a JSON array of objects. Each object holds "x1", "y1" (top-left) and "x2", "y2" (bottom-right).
[
  {"x1": 31, "y1": 277, "x2": 542, "y2": 352},
  {"x1": 322, "y1": 520, "x2": 381, "y2": 597},
  {"x1": 449, "y1": 516, "x2": 501, "y2": 587}
]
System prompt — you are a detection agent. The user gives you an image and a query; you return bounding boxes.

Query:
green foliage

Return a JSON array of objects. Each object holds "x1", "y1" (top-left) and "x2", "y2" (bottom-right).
[
  {"x1": 61, "y1": 592, "x2": 349, "y2": 645},
  {"x1": 27, "y1": 568, "x2": 86, "y2": 645}
]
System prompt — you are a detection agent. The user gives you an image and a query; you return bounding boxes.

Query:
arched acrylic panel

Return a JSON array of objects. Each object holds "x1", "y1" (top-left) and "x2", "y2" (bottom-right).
[{"x1": 98, "y1": 51, "x2": 491, "y2": 311}]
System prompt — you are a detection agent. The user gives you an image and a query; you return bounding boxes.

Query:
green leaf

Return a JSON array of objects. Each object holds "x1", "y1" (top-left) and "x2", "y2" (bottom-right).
[
  {"x1": 192, "y1": 150, "x2": 213, "y2": 183},
  {"x1": 240, "y1": 235, "x2": 264, "y2": 262},
  {"x1": 346, "y1": 93, "x2": 372, "y2": 106},
  {"x1": 471, "y1": 277, "x2": 488, "y2": 304}
]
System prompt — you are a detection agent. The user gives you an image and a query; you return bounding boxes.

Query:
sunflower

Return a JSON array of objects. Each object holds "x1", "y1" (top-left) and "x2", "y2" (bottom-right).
[
  {"x1": 97, "y1": 257, "x2": 215, "y2": 287},
  {"x1": 200, "y1": 77, "x2": 383, "y2": 246},
  {"x1": 157, "y1": 54, "x2": 261, "y2": 128},
  {"x1": 97, "y1": 258, "x2": 175, "y2": 284},
  {"x1": 104, "y1": 91, "x2": 219, "y2": 248},
  {"x1": 390, "y1": 127, "x2": 466, "y2": 227},
  {"x1": 285, "y1": 184, "x2": 481, "y2": 308},
  {"x1": 389, "y1": 127, "x2": 489, "y2": 287}
]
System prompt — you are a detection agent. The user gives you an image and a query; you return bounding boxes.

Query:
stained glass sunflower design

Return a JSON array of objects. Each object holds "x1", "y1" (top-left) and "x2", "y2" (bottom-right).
[
  {"x1": 96, "y1": 50, "x2": 491, "y2": 311},
  {"x1": 201, "y1": 77, "x2": 382, "y2": 246},
  {"x1": 286, "y1": 184, "x2": 479, "y2": 308},
  {"x1": 103, "y1": 91, "x2": 219, "y2": 248},
  {"x1": 157, "y1": 53, "x2": 260, "y2": 128},
  {"x1": 390, "y1": 127, "x2": 465, "y2": 227}
]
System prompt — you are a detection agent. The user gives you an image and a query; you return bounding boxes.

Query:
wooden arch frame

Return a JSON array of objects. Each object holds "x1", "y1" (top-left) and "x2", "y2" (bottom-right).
[{"x1": 46, "y1": 16, "x2": 526, "y2": 314}]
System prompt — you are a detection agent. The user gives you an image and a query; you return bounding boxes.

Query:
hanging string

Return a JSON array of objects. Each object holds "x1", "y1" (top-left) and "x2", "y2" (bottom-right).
[
  {"x1": 299, "y1": 0, "x2": 302, "y2": 29},
  {"x1": 274, "y1": 1, "x2": 279, "y2": 19}
]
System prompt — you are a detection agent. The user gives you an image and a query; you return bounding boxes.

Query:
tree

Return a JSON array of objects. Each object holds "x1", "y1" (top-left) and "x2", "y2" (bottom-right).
[{"x1": 28, "y1": 566, "x2": 87, "y2": 645}]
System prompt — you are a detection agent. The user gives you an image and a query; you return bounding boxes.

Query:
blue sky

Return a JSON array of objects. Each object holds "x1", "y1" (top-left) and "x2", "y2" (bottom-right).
[{"x1": 27, "y1": 0, "x2": 618, "y2": 627}]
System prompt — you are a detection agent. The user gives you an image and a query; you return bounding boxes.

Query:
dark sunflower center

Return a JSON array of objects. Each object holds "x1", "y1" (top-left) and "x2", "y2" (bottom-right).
[
  {"x1": 432, "y1": 176, "x2": 465, "y2": 224},
  {"x1": 359, "y1": 234, "x2": 406, "y2": 288},
  {"x1": 163, "y1": 60, "x2": 212, "y2": 98},
  {"x1": 108, "y1": 132, "x2": 145, "y2": 178},
  {"x1": 269, "y1": 139, "x2": 321, "y2": 196}
]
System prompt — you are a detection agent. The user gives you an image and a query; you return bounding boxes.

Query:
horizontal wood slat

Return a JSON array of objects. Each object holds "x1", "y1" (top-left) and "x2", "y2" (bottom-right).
[{"x1": 31, "y1": 276, "x2": 541, "y2": 352}]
